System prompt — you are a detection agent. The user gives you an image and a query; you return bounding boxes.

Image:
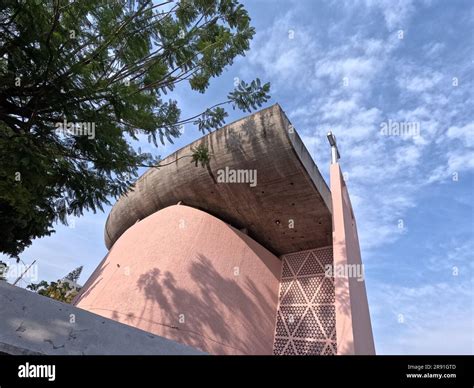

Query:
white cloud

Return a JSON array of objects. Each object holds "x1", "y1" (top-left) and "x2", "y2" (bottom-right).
[
  {"x1": 398, "y1": 72, "x2": 443, "y2": 93},
  {"x1": 320, "y1": 99, "x2": 358, "y2": 120},
  {"x1": 245, "y1": 12, "x2": 320, "y2": 90},
  {"x1": 423, "y1": 42, "x2": 445, "y2": 58},
  {"x1": 338, "y1": 0, "x2": 417, "y2": 30},
  {"x1": 372, "y1": 280, "x2": 473, "y2": 354},
  {"x1": 447, "y1": 123, "x2": 474, "y2": 147},
  {"x1": 315, "y1": 56, "x2": 381, "y2": 90},
  {"x1": 426, "y1": 122, "x2": 474, "y2": 184},
  {"x1": 395, "y1": 144, "x2": 422, "y2": 165},
  {"x1": 447, "y1": 151, "x2": 474, "y2": 173},
  {"x1": 369, "y1": 0, "x2": 416, "y2": 30}
]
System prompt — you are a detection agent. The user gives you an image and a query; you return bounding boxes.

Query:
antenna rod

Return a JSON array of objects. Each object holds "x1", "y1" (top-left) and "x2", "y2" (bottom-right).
[{"x1": 13, "y1": 260, "x2": 37, "y2": 286}]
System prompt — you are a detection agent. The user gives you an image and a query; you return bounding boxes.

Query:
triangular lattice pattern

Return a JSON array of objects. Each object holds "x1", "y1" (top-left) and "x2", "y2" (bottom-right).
[{"x1": 273, "y1": 246, "x2": 337, "y2": 355}]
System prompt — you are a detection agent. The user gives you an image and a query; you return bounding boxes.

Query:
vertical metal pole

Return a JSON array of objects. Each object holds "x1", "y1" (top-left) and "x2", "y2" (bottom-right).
[{"x1": 327, "y1": 131, "x2": 340, "y2": 164}]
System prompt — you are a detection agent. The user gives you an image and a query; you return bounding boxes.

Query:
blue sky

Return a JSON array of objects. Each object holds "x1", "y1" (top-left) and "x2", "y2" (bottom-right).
[{"x1": 3, "y1": 0, "x2": 473, "y2": 354}]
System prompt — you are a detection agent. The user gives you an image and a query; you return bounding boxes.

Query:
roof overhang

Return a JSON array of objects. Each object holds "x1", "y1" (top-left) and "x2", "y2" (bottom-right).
[{"x1": 105, "y1": 104, "x2": 333, "y2": 256}]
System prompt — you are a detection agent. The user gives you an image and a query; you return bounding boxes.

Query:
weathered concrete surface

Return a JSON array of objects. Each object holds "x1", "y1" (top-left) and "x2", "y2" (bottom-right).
[
  {"x1": 105, "y1": 104, "x2": 332, "y2": 256},
  {"x1": 75, "y1": 204, "x2": 282, "y2": 355},
  {"x1": 0, "y1": 281, "x2": 204, "y2": 355}
]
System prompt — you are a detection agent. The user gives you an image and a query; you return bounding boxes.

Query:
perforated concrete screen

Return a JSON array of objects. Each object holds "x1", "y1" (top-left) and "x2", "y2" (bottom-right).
[{"x1": 273, "y1": 246, "x2": 337, "y2": 355}]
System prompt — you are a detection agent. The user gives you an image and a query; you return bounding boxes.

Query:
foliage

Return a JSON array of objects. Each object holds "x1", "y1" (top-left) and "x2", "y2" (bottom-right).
[
  {"x1": 65, "y1": 265, "x2": 83, "y2": 283},
  {"x1": 190, "y1": 143, "x2": 211, "y2": 167},
  {"x1": 0, "y1": 0, "x2": 270, "y2": 259},
  {"x1": 27, "y1": 265, "x2": 83, "y2": 303}
]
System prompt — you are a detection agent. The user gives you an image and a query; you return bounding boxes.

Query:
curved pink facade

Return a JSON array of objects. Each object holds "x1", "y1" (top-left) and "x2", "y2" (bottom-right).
[{"x1": 74, "y1": 205, "x2": 282, "y2": 355}]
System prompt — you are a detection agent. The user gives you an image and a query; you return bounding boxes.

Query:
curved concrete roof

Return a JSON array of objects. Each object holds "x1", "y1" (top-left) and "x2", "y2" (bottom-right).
[{"x1": 105, "y1": 104, "x2": 332, "y2": 256}]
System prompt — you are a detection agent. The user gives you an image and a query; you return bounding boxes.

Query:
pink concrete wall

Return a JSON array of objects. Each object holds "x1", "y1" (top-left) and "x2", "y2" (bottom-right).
[
  {"x1": 273, "y1": 246, "x2": 337, "y2": 355},
  {"x1": 330, "y1": 163, "x2": 375, "y2": 355},
  {"x1": 74, "y1": 205, "x2": 282, "y2": 355}
]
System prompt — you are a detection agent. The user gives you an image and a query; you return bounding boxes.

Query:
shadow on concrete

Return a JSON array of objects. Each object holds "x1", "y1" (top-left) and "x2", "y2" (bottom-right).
[{"x1": 133, "y1": 253, "x2": 277, "y2": 354}]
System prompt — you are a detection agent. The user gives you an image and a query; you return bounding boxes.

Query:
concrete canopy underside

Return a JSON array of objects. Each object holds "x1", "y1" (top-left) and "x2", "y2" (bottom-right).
[{"x1": 105, "y1": 104, "x2": 332, "y2": 256}]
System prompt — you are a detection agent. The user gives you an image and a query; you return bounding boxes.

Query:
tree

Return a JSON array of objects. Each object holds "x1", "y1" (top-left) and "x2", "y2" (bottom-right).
[
  {"x1": 27, "y1": 265, "x2": 83, "y2": 303},
  {"x1": 0, "y1": 0, "x2": 270, "y2": 259},
  {"x1": 65, "y1": 265, "x2": 83, "y2": 283}
]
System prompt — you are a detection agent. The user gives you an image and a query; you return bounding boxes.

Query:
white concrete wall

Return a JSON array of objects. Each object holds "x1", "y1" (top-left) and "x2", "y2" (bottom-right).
[{"x1": 0, "y1": 282, "x2": 204, "y2": 355}]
